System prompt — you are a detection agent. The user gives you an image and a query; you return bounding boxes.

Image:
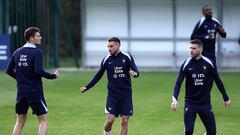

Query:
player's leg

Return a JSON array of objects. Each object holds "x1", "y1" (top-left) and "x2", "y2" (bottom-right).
[
  {"x1": 104, "y1": 114, "x2": 116, "y2": 135},
  {"x1": 104, "y1": 96, "x2": 118, "y2": 135},
  {"x1": 198, "y1": 105, "x2": 216, "y2": 135},
  {"x1": 12, "y1": 114, "x2": 27, "y2": 135},
  {"x1": 120, "y1": 115, "x2": 130, "y2": 135},
  {"x1": 184, "y1": 104, "x2": 197, "y2": 135},
  {"x1": 29, "y1": 94, "x2": 48, "y2": 135},
  {"x1": 37, "y1": 114, "x2": 48, "y2": 135},
  {"x1": 119, "y1": 95, "x2": 133, "y2": 135},
  {"x1": 13, "y1": 95, "x2": 29, "y2": 135}
]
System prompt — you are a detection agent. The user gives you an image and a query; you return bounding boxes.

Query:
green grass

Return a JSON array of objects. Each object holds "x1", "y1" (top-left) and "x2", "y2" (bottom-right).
[{"x1": 0, "y1": 71, "x2": 239, "y2": 135}]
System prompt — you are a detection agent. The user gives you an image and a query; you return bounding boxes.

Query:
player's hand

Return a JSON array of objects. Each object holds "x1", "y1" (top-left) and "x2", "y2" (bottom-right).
[
  {"x1": 171, "y1": 101, "x2": 178, "y2": 112},
  {"x1": 129, "y1": 70, "x2": 137, "y2": 77},
  {"x1": 80, "y1": 87, "x2": 87, "y2": 93},
  {"x1": 224, "y1": 99, "x2": 231, "y2": 109},
  {"x1": 53, "y1": 69, "x2": 60, "y2": 78},
  {"x1": 218, "y1": 27, "x2": 225, "y2": 33}
]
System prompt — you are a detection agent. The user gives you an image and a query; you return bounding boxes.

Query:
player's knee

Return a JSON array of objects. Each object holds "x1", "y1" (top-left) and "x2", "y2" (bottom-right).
[
  {"x1": 16, "y1": 115, "x2": 27, "y2": 126},
  {"x1": 106, "y1": 119, "x2": 114, "y2": 126},
  {"x1": 17, "y1": 119, "x2": 26, "y2": 124},
  {"x1": 121, "y1": 117, "x2": 129, "y2": 126}
]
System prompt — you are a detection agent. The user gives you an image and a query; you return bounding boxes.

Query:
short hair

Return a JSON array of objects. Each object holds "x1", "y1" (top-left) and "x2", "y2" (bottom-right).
[
  {"x1": 108, "y1": 37, "x2": 121, "y2": 45},
  {"x1": 202, "y1": 5, "x2": 209, "y2": 12},
  {"x1": 24, "y1": 27, "x2": 40, "y2": 41},
  {"x1": 190, "y1": 39, "x2": 203, "y2": 48}
]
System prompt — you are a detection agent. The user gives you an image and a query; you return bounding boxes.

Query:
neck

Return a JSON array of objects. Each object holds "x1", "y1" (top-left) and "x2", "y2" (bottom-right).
[
  {"x1": 205, "y1": 16, "x2": 212, "y2": 20},
  {"x1": 113, "y1": 50, "x2": 120, "y2": 56},
  {"x1": 194, "y1": 55, "x2": 202, "y2": 60}
]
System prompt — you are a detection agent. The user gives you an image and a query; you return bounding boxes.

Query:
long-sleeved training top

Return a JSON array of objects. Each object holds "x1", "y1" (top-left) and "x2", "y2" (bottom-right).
[
  {"x1": 173, "y1": 56, "x2": 229, "y2": 105},
  {"x1": 191, "y1": 17, "x2": 226, "y2": 58},
  {"x1": 6, "y1": 42, "x2": 56, "y2": 94},
  {"x1": 85, "y1": 51, "x2": 139, "y2": 97}
]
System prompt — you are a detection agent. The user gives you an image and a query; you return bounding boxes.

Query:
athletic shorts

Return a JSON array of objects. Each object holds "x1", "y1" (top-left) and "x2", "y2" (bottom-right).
[
  {"x1": 16, "y1": 92, "x2": 48, "y2": 116},
  {"x1": 105, "y1": 95, "x2": 133, "y2": 117}
]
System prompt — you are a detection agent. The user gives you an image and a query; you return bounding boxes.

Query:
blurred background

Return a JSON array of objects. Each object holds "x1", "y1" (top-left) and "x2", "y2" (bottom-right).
[{"x1": 0, "y1": 0, "x2": 240, "y2": 70}]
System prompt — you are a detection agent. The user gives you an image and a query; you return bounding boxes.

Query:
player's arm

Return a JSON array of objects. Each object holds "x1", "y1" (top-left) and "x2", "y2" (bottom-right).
[
  {"x1": 80, "y1": 58, "x2": 106, "y2": 93},
  {"x1": 129, "y1": 55, "x2": 139, "y2": 78},
  {"x1": 6, "y1": 54, "x2": 16, "y2": 79},
  {"x1": 34, "y1": 50, "x2": 59, "y2": 79},
  {"x1": 217, "y1": 25, "x2": 227, "y2": 38},
  {"x1": 211, "y1": 64, "x2": 231, "y2": 108},
  {"x1": 171, "y1": 64, "x2": 185, "y2": 111}
]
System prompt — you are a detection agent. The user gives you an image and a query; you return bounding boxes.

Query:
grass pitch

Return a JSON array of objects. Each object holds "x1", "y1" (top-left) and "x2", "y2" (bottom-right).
[{"x1": 0, "y1": 71, "x2": 239, "y2": 135}]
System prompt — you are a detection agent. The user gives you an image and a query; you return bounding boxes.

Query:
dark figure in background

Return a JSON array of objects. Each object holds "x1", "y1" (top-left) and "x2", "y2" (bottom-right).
[{"x1": 191, "y1": 5, "x2": 227, "y2": 64}]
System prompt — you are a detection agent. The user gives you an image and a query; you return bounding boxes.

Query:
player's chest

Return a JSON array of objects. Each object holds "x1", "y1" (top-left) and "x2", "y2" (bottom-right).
[
  {"x1": 106, "y1": 58, "x2": 129, "y2": 71},
  {"x1": 202, "y1": 22, "x2": 218, "y2": 31},
  {"x1": 186, "y1": 64, "x2": 210, "y2": 79}
]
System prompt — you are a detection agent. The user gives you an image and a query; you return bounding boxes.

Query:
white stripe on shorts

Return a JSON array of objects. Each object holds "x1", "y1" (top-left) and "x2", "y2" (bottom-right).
[{"x1": 40, "y1": 100, "x2": 48, "y2": 112}]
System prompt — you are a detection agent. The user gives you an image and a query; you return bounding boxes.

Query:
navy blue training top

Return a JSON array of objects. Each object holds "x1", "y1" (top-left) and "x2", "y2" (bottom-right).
[
  {"x1": 191, "y1": 17, "x2": 226, "y2": 58},
  {"x1": 6, "y1": 43, "x2": 56, "y2": 94},
  {"x1": 173, "y1": 56, "x2": 229, "y2": 105},
  {"x1": 85, "y1": 51, "x2": 139, "y2": 97}
]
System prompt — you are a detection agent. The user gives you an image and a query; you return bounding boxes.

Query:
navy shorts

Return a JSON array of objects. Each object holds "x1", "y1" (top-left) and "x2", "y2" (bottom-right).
[
  {"x1": 16, "y1": 92, "x2": 48, "y2": 116},
  {"x1": 105, "y1": 95, "x2": 133, "y2": 117}
]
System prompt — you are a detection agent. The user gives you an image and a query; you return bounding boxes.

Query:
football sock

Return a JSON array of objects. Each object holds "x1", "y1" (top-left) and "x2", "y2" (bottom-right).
[{"x1": 104, "y1": 130, "x2": 111, "y2": 135}]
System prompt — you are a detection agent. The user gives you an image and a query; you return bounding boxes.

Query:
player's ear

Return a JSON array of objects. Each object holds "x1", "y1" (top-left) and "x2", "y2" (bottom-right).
[{"x1": 199, "y1": 47, "x2": 203, "y2": 53}]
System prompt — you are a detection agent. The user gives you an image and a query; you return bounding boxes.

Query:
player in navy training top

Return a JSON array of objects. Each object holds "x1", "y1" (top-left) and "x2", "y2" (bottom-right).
[
  {"x1": 6, "y1": 27, "x2": 60, "y2": 135},
  {"x1": 171, "y1": 39, "x2": 231, "y2": 135},
  {"x1": 191, "y1": 5, "x2": 227, "y2": 64},
  {"x1": 80, "y1": 37, "x2": 139, "y2": 135}
]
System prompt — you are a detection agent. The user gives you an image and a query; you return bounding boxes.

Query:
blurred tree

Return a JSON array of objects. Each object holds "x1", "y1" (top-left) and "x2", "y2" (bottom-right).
[{"x1": 59, "y1": 0, "x2": 81, "y2": 58}]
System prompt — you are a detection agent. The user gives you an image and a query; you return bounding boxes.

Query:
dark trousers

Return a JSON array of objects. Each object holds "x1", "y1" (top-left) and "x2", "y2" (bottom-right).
[{"x1": 184, "y1": 103, "x2": 216, "y2": 135}]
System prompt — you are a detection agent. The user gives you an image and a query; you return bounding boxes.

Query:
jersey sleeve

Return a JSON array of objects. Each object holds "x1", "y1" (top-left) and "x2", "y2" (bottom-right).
[
  {"x1": 34, "y1": 49, "x2": 56, "y2": 79},
  {"x1": 216, "y1": 23, "x2": 227, "y2": 38},
  {"x1": 6, "y1": 53, "x2": 16, "y2": 79},
  {"x1": 210, "y1": 64, "x2": 229, "y2": 101},
  {"x1": 172, "y1": 63, "x2": 185, "y2": 101},
  {"x1": 130, "y1": 55, "x2": 139, "y2": 78},
  {"x1": 85, "y1": 57, "x2": 106, "y2": 90}
]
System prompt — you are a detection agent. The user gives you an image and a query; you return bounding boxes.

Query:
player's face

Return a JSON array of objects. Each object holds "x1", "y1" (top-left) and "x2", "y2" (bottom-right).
[
  {"x1": 203, "y1": 6, "x2": 212, "y2": 18},
  {"x1": 190, "y1": 44, "x2": 202, "y2": 59},
  {"x1": 31, "y1": 32, "x2": 42, "y2": 45},
  {"x1": 108, "y1": 41, "x2": 120, "y2": 55}
]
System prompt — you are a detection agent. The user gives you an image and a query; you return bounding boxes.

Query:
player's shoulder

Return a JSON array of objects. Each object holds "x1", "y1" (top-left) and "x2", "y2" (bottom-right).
[
  {"x1": 121, "y1": 51, "x2": 132, "y2": 61},
  {"x1": 14, "y1": 47, "x2": 23, "y2": 54},
  {"x1": 33, "y1": 48, "x2": 43, "y2": 53},
  {"x1": 197, "y1": 16, "x2": 206, "y2": 28},
  {"x1": 182, "y1": 57, "x2": 192, "y2": 70},
  {"x1": 29, "y1": 48, "x2": 43, "y2": 56},
  {"x1": 212, "y1": 17, "x2": 221, "y2": 24},
  {"x1": 201, "y1": 56, "x2": 214, "y2": 68},
  {"x1": 102, "y1": 54, "x2": 111, "y2": 65}
]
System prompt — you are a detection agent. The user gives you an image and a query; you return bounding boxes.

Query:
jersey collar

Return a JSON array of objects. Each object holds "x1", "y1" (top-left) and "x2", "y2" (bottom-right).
[{"x1": 23, "y1": 42, "x2": 36, "y2": 48}]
